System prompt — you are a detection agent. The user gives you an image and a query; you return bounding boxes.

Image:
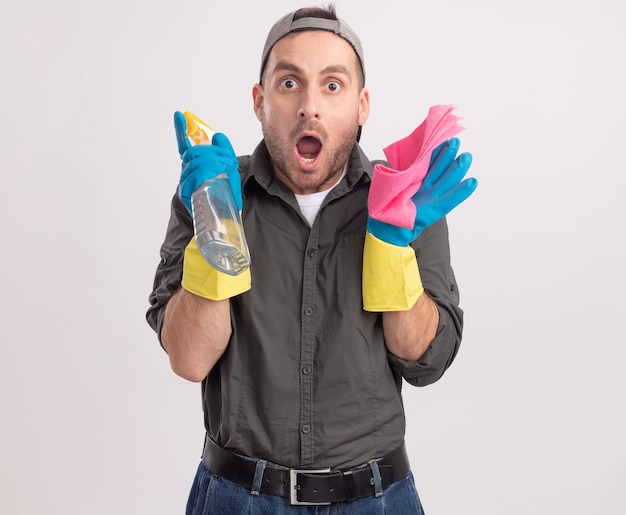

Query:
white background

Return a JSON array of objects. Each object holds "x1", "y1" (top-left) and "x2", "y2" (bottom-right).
[{"x1": 1, "y1": 0, "x2": 625, "y2": 513}]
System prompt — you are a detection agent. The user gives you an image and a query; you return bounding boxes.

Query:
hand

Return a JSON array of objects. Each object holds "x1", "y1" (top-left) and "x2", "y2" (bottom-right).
[
  {"x1": 174, "y1": 111, "x2": 241, "y2": 214},
  {"x1": 368, "y1": 138, "x2": 477, "y2": 246}
]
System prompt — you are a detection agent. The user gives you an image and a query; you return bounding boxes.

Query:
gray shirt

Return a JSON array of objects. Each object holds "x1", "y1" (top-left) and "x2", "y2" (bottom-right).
[{"x1": 146, "y1": 141, "x2": 464, "y2": 470}]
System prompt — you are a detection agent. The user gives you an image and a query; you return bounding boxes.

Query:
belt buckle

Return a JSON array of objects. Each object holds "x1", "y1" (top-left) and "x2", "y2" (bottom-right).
[{"x1": 289, "y1": 467, "x2": 332, "y2": 506}]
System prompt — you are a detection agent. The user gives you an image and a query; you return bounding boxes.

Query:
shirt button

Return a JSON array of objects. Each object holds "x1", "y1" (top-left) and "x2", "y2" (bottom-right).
[
  {"x1": 302, "y1": 366, "x2": 312, "y2": 375},
  {"x1": 301, "y1": 425, "x2": 311, "y2": 434},
  {"x1": 307, "y1": 248, "x2": 316, "y2": 257},
  {"x1": 304, "y1": 307, "x2": 313, "y2": 316}
]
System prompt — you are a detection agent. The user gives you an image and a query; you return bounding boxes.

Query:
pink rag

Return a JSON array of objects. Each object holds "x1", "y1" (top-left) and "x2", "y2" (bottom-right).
[{"x1": 368, "y1": 105, "x2": 465, "y2": 229}]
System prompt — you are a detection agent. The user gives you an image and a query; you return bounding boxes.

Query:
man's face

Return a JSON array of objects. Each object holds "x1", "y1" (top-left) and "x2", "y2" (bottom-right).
[{"x1": 253, "y1": 30, "x2": 370, "y2": 194}]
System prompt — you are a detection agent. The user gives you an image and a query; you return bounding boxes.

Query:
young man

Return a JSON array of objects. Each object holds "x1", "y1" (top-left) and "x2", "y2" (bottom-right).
[{"x1": 147, "y1": 5, "x2": 477, "y2": 514}]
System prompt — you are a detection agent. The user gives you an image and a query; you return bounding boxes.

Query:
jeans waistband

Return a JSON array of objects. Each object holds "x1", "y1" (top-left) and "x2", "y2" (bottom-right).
[{"x1": 201, "y1": 437, "x2": 410, "y2": 506}]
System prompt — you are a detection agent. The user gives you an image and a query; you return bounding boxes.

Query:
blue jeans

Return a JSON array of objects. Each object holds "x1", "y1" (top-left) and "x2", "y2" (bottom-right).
[{"x1": 186, "y1": 462, "x2": 426, "y2": 515}]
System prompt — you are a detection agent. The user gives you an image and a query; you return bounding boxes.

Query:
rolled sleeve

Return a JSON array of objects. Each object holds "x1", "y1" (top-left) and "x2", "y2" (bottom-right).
[
  {"x1": 387, "y1": 217, "x2": 464, "y2": 386},
  {"x1": 146, "y1": 190, "x2": 194, "y2": 344}
]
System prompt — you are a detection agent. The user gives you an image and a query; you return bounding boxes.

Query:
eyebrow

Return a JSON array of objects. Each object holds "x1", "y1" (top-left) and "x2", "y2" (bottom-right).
[{"x1": 272, "y1": 61, "x2": 303, "y2": 75}]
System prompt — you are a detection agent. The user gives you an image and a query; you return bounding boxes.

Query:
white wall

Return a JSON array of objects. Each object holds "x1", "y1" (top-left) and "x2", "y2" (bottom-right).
[{"x1": 1, "y1": 0, "x2": 624, "y2": 513}]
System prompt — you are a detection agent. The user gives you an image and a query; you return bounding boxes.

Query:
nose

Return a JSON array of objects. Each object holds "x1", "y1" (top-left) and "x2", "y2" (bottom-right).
[{"x1": 297, "y1": 87, "x2": 320, "y2": 119}]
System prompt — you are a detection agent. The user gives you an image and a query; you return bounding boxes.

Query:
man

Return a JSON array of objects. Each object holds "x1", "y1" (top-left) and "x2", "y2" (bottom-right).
[{"x1": 147, "y1": 4, "x2": 477, "y2": 514}]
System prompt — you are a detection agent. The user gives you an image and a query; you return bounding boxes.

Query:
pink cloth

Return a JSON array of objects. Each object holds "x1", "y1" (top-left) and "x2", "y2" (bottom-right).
[{"x1": 368, "y1": 105, "x2": 464, "y2": 229}]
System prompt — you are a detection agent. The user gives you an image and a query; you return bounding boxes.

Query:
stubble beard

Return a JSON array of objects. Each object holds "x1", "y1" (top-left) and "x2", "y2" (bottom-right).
[{"x1": 261, "y1": 115, "x2": 360, "y2": 192}]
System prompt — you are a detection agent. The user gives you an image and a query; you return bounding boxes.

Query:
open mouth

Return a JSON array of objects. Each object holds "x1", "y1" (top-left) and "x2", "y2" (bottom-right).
[{"x1": 296, "y1": 136, "x2": 322, "y2": 163}]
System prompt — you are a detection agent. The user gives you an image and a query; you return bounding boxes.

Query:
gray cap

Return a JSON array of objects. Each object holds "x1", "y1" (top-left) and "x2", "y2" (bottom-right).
[{"x1": 260, "y1": 10, "x2": 365, "y2": 82}]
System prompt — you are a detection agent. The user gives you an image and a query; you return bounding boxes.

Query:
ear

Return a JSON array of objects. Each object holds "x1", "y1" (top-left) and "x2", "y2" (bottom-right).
[
  {"x1": 252, "y1": 83, "x2": 264, "y2": 121},
  {"x1": 358, "y1": 87, "x2": 370, "y2": 126}
]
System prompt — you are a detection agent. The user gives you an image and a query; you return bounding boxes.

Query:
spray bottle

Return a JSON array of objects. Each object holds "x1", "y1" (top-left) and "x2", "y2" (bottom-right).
[{"x1": 184, "y1": 111, "x2": 250, "y2": 276}]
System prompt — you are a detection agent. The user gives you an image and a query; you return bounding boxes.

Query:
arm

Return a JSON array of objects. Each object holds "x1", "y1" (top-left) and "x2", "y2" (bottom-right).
[
  {"x1": 145, "y1": 191, "x2": 246, "y2": 382},
  {"x1": 363, "y1": 138, "x2": 476, "y2": 382},
  {"x1": 162, "y1": 288, "x2": 231, "y2": 382},
  {"x1": 382, "y1": 291, "x2": 439, "y2": 362},
  {"x1": 385, "y1": 217, "x2": 466, "y2": 386},
  {"x1": 146, "y1": 112, "x2": 250, "y2": 381}
]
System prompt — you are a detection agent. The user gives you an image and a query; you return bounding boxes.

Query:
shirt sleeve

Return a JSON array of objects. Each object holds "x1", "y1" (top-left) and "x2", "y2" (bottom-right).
[
  {"x1": 145, "y1": 189, "x2": 194, "y2": 345},
  {"x1": 386, "y1": 216, "x2": 465, "y2": 386}
]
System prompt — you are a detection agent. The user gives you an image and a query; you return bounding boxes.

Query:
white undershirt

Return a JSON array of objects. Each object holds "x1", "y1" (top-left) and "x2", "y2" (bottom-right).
[{"x1": 294, "y1": 167, "x2": 347, "y2": 226}]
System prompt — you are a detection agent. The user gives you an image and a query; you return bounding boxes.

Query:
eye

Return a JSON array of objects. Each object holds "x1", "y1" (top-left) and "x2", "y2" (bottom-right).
[
  {"x1": 325, "y1": 80, "x2": 342, "y2": 93},
  {"x1": 280, "y1": 78, "x2": 299, "y2": 90},
  {"x1": 325, "y1": 81, "x2": 342, "y2": 93}
]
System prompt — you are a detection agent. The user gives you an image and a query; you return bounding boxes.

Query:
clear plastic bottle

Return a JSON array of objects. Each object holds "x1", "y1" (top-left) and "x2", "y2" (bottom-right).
[{"x1": 184, "y1": 111, "x2": 250, "y2": 276}]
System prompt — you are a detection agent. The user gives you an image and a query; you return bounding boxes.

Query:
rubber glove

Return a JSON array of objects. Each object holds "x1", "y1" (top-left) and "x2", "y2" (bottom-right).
[
  {"x1": 174, "y1": 111, "x2": 251, "y2": 300},
  {"x1": 363, "y1": 138, "x2": 477, "y2": 311},
  {"x1": 174, "y1": 111, "x2": 242, "y2": 213},
  {"x1": 368, "y1": 105, "x2": 465, "y2": 229}
]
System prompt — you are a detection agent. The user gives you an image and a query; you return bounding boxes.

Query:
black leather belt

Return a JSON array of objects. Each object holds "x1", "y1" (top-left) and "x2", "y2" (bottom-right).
[{"x1": 201, "y1": 437, "x2": 410, "y2": 505}]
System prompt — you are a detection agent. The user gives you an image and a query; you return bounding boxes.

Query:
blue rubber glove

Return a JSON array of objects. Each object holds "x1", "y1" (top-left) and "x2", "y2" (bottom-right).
[
  {"x1": 367, "y1": 137, "x2": 477, "y2": 246},
  {"x1": 174, "y1": 111, "x2": 242, "y2": 214}
]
